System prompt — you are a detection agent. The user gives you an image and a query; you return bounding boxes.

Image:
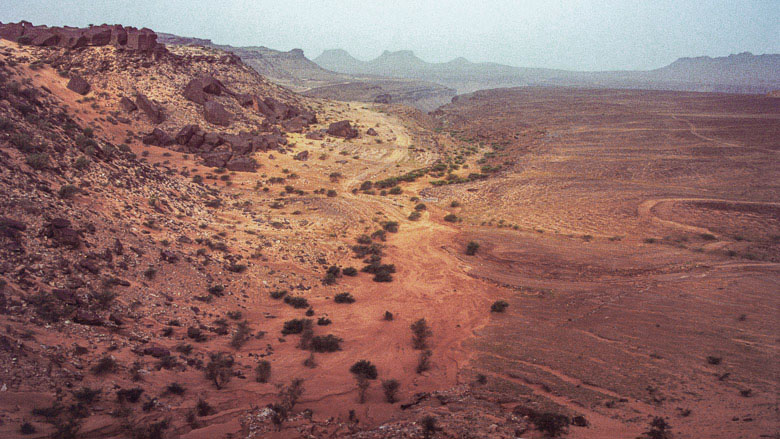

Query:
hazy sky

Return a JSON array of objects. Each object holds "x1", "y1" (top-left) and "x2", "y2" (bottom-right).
[{"x1": 1, "y1": 0, "x2": 778, "y2": 71}]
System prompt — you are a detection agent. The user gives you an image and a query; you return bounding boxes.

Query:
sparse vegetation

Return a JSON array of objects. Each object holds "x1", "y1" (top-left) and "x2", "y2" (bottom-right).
[
  {"x1": 465, "y1": 241, "x2": 480, "y2": 255},
  {"x1": 411, "y1": 318, "x2": 432, "y2": 349},
  {"x1": 255, "y1": 360, "x2": 271, "y2": 383},
  {"x1": 491, "y1": 300, "x2": 509, "y2": 313},
  {"x1": 205, "y1": 352, "x2": 234, "y2": 389},
  {"x1": 382, "y1": 379, "x2": 400, "y2": 403},
  {"x1": 334, "y1": 292, "x2": 356, "y2": 303}
]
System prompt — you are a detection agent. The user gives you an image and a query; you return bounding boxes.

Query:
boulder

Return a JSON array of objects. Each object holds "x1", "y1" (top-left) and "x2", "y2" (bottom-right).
[
  {"x1": 183, "y1": 78, "x2": 208, "y2": 105},
  {"x1": 143, "y1": 346, "x2": 170, "y2": 358},
  {"x1": 305, "y1": 131, "x2": 324, "y2": 140},
  {"x1": 237, "y1": 93, "x2": 254, "y2": 107},
  {"x1": 52, "y1": 289, "x2": 80, "y2": 305},
  {"x1": 175, "y1": 124, "x2": 199, "y2": 145},
  {"x1": 135, "y1": 93, "x2": 165, "y2": 124},
  {"x1": 74, "y1": 310, "x2": 103, "y2": 326},
  {"x1": 201, "y1": 150, "x2": 232, "y2": 168},
  {"x1": 187, "y1": 131, "x2": 206, "y2": 151},
  {"x1": 142, "y1": 128, "x2": 174, "y2": 146},
  {"x1": 223, "y1": 134, "x2": 252, "y2": 155},
  {"x1": 226, "y1": 157, "x2": 258, "y2": 172},
  {"x1": 203, "y1": 132, "x2": 223, "y2": 147},
  {"x1": 366, "y1": 127, "x2": 378, "y2": 136},
  {"x1": 281, "y1": 116, "x2": 309, "y2": 133},
  {"x1": 203, "y1": 100, "x2": 232, "y2": 126},
  {"x1": 200, "y1": 76, "x2": 224, "y2": 95},
  {"x1": 327, "y1": 120, "x2": 358, "y2": 139},
  {"x1": 118, "y1": 96, "x2": 137, "y2": 112},
  {"x1": 126, "y1": 28, "x2": 158, "y2": 52},
  {"x1": 294, "y1": 150, "x2": 309, "y2": 161},
  {"x1": 66, "y1": 76, "x2": 90, "y2": 95},
  {"x1": 374, "y1": 93, "x2": 392, "y2": 104}
]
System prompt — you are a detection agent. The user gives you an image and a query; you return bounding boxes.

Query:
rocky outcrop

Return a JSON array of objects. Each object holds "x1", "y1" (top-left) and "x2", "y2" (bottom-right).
[
  {"x1": 0, "y1": 22, "x2": 163, "y2": 54},
  {"x1": 66, "y1": 75, "x2": 90, "y2": 95},
  {"x1": 142, "y1": 128, "x2": 174, "y2": 146},
  {"x1": 118, "y1": 96, "x2": 137, "y2": 112},
  {"x1": 226, "y1": 157, "x2": 258, "y2": 172},
  {"x1": 327, "y1": 120, "x2": 358, "y2": 139}
]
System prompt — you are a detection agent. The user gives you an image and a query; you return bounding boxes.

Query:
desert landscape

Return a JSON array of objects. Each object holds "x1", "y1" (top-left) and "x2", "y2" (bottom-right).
[{"x1": 0, "y1": 4, "x2": 777, "y2": 439}]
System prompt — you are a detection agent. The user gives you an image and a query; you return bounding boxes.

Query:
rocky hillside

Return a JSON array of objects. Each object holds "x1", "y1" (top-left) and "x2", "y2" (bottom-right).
[
  {"x1": 0, "y1": 22, "x2": 540, "y2": 439},
  {"x1": 315, "y1": 48, "x2": 780, "y2": 94}
]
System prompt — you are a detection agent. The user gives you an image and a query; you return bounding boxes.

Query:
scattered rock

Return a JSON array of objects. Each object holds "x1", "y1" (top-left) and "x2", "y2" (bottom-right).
[{"x1": 366, "y1": 127, "x2": 378, "y2": 136}]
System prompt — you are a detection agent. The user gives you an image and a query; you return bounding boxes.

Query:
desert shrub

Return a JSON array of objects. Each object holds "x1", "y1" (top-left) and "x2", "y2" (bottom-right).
[
  {"x1": 443, "y1": 213, "x2": 458, "y2": 222},
  {"x1": 20, "y1": 422, "x2": 36, "y2": 435},
  {"x1": 32, "y1": 404, "x2": 62, "y2": 419},
  {"x1": 26, "y1": 152, "x2": 49, "y2": 170},
  {"x1": 196, "y1": 398, "x2": 214, "y2": 416},
  {"x1": 415, "y1": 203, "x2": 427, "y2": 211},
  {"x1": 73, "y1": 156, "x2": 90, "y2": 170},
  {"x1": 166, "y1": 382, "x2": 186, "y2": 395},
  {"x1": 205, "y1": 352, "x2": 234, "y2": 389},
  {"x1": 269, "y1": 289, "x2": 287, "y2": 299},
  {"x1": 421, "y1": 416, "x2": 439, "y2": 439},
  {"x1": 317, "y1": 317, "x2": 332, "y2": 326},
  {"x1": 284, "y1": 296, "x2": 309, "y2": 309},
  {"x1": 58, "y1": 184, "x2": 79, "y2": 199},
  {"x1": 410, "y1": 318, "x2": 432, "y2": 349},
  {"x1": 382, "y1": 379, "x2": 400, "y2": 403},
  {"x1": 491, "y1": 300, "x2": 509, "y2": 313},
  {"x1": 350, "y1": 360, "x2": 378, "y2": 379},
  {"x1": 91, "y1": 290, "x2": 116, "y2": 309},
  {"x1": 450, "y1": 201, "x2": 461, "y2": 207},
  {"x1": 303, "y1": 353, "x2": 317, "y2": 368},
  {"x1": 408, "y1": 211, "x2": 421, "y2": 221},
  {"x1": 230, "y1": 321, "x2": 251, "y2": 349},
  {"x1": 91, "y1": 356, "x2": 118, "y2": 375},
  {"x1": 309, "y1": 335, "x2": 342, "y2": 352},
  {"x1": 327, "y1": 189, "x2": 337, "y2": 197},
  {"x1": 383, "y1": 311, "x2": 394, "y2": 321},
  {"x1": 528, "y1": 411, "x2": 569, "y2": 437},
  {"x1": 465, "y1": 241, "x2": 480, "y2": 255},
  {"x1": 356, "y1": 234, "x2": 372, "y2": 245},
  {"x1": 371, "y1": 229, "x2": 387, "y2": 241},
  {"x1": 642, "y1": 417, "x2": 672, "y2": 439},
  {"x1": 227, "y1": 310, "x2": 242, "y2": 320},
  {"x1": 382, "y1": 221, "x2": 399, "y2": 233},
  {"x1": 208, "y1": 284, "x2": 225, "y2": 296},
  {"x1": 323, "y1": 265, "x2": 341, "y2": 285},
  {"x1": 116, "y1": 387, "x2": 144, "y2": 403},
  {"x1": 187, "y1": 326, "x2": 207, "y2": 342},
  {"x1": 334, "y1": 292, "x2": 355, "y2": 304},
  {"x1": 255, "y1": 360, "x2": 271, "y2": 383},
  {"x1": 706, "y1": 356, "x2": 722, "y2": 365},
  {"x1": 416, "y1": 350, "x2": 432, "y2": 373},
  {"x1": 73, "y1": 387, "x2": 101, "y2": 404},
  {"x1": 342, "y1": 266, "x2": 358, "y2": 276},
  {"x1": 282, "y1": 318, "x2": 310, "y2": 335},
  {"x1": 389, "y1": 186, "x2": 402, "y2": 195}
]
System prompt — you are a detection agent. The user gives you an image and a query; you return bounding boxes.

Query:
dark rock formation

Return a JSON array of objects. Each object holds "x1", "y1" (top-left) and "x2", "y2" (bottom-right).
[
  {"x1": 142, "y1": 128, "x2": 174, "y2": 146},
  {"x1": 201, "y1": 150, "x2": 232, "y2": 168},
  {"x1": 226, "y1": 157, "x2": 258, "y2": 172},
  {"x1": 0, "y1": 22, "x2": 163, "y2": 54},
  {"x1": 327, "y1": 120, "x2": 358, "y2": 139},
  {"x1": 66, "y1": 76, "x2": 90, "y2": 95},
  {"x1": 203, "y1": 101, "x2": 232, "y2": 126}
]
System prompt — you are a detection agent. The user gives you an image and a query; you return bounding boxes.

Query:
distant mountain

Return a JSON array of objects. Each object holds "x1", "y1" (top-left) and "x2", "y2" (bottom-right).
[
  {"x1": 314, "y1": 50, "x2": 780, "y2": 95},
  {"x1": 158, "y1": 34, "x2": 455, "y2": 110}
]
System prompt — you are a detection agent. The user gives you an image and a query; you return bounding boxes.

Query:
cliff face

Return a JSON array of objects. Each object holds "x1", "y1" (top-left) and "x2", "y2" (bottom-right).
[{"x1": 0, "y1": 21, "x2": 163, "y2": 54}]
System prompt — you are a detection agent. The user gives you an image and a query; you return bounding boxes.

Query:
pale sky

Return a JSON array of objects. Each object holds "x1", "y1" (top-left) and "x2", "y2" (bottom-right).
[{"x1": 1, "y1": 0, "x2": 778, "y2": 71}]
